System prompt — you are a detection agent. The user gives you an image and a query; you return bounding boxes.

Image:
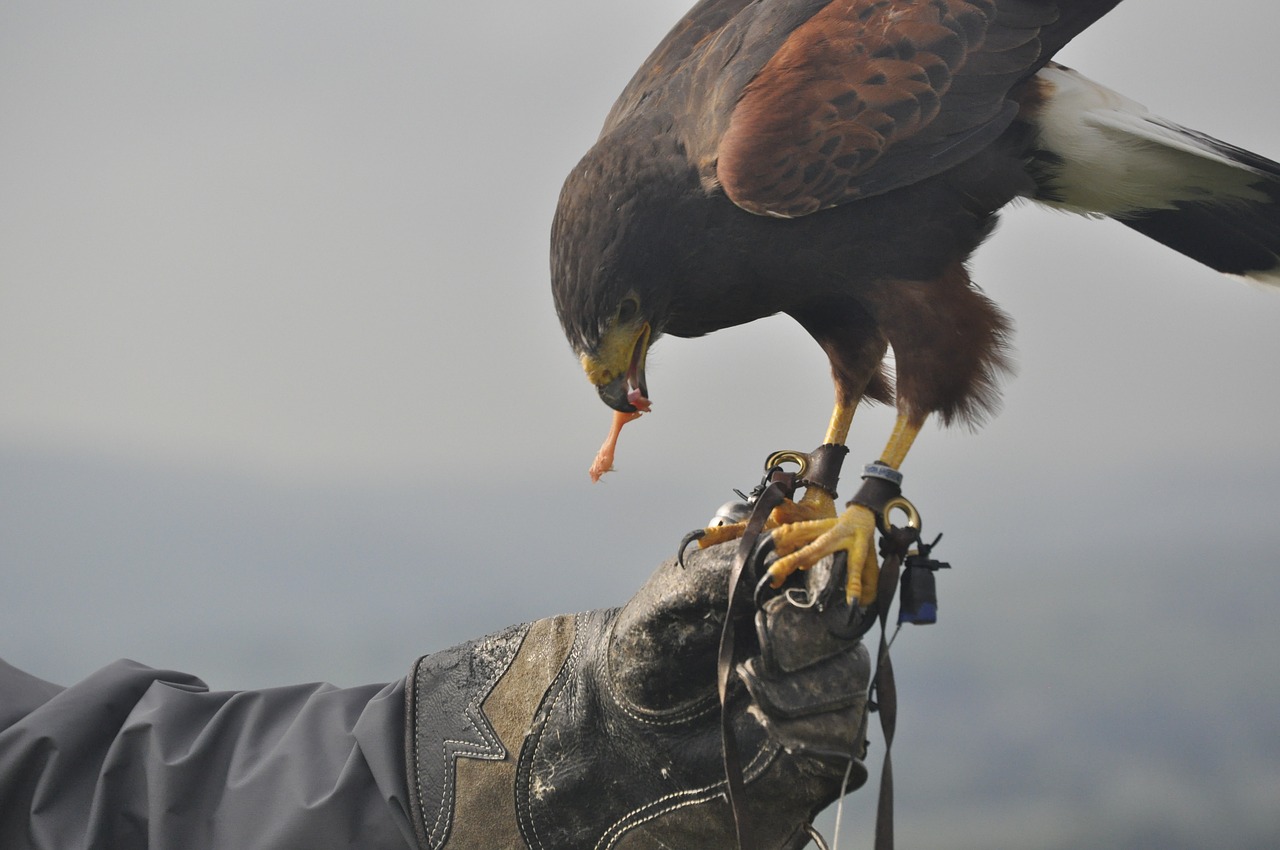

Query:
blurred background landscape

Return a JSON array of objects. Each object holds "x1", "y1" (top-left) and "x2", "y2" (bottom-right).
[{"x1": 3, "y1": 2, "x2": 1278, "y2": 847}]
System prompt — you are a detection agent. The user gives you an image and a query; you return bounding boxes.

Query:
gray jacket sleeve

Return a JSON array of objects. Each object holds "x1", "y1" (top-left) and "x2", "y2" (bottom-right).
[{"x1": 0, "y1": 657, "x2": 417, "y2": 850}]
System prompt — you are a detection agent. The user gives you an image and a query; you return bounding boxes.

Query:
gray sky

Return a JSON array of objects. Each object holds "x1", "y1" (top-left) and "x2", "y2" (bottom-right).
[{"x1": 3, "y1": 2, "x2": 1279, "y2": 847}]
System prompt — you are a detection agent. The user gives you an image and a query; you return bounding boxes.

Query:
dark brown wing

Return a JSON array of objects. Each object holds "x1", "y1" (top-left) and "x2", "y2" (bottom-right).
[{"x1": 601, "y1": 0, "x2": 760, "y2": 137}]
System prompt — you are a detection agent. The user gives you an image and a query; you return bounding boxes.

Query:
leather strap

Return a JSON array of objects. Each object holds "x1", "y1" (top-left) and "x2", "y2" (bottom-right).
[
  {"x1": 797, "y1": 443, "x2": 849, "y2": 500},
  {"x1": 717, "y1": 471, "x2": 793, "y2": 850},
  {"x1": 869, "y1": 527, "x2": 917, "y2": 850},
  {"x1": 847, "y1": 475, "x2": 901, "y2": 518}
]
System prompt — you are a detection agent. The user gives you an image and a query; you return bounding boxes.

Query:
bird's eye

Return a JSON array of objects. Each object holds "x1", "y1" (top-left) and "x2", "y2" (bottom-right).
[{"x1": 617, "y1": 296, "x2": 639, "y2": 324}]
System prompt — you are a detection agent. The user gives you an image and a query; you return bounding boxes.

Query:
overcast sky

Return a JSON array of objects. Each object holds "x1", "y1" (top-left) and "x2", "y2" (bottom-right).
[{"x1": 3, "y1": 2, "x2": 1279, "y2": 847}]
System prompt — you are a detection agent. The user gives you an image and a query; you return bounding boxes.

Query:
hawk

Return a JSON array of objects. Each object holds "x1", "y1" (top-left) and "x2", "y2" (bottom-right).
[{"x1": 550, "y1": 0, "x2": 1280, "y2": 601}]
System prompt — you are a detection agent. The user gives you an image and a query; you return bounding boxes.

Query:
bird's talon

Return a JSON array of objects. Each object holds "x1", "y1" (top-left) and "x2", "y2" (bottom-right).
[
  {"x1": 676, "y1": 529, "x2": 706, "y2": 568},
  {"x1": 766, "y1": 558, "x2": 795, "y2": 589}
]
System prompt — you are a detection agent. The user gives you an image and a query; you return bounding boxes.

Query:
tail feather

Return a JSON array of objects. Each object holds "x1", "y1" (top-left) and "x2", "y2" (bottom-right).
[
  {"x1": 1026, "y1": 63, "x2": 1280, "y2": 284},
  {"x1": 1119, "y1": 186, "x2": 1280, "y2": 284}
]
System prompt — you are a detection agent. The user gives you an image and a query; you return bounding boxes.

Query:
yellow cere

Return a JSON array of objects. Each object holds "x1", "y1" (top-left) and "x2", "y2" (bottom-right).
[{"x1": 580, "y1": 321, "x2": 649, "y2": 387}]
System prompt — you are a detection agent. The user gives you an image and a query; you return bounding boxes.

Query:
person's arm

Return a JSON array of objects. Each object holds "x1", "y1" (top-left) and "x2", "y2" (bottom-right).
[
  {"x1": 1, "y1": 541, "x2": 870, "y2": 850},
  {"x1": 0, "y1": 659, "x2": 416, "y2": 850}
]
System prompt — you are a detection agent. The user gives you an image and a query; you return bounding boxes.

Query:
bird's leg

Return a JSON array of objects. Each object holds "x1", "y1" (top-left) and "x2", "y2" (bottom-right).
[
  {"x1": 766, "y1": 412, "x2": 924, "y2": 604},
  {"x1": 878, "y1": 412, "x2": 921, "y2": 470},
  {"x1": 775, "y1": 393, "x2": 858, "y2": 520},
  {"x1": 693, "y1": 395, "x2": 859, "y2": 549}
]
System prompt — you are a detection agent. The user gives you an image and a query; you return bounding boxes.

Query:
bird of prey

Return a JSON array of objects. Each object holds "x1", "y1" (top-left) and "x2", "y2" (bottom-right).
[{"x1": 550, "y1": 0, "x2": 1280, "y2": 602}]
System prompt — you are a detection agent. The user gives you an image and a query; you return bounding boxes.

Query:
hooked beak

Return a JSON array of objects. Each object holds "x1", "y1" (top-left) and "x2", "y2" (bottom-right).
[{"x1": 585, "y1": 323, "x2": 652, "y2": 414}]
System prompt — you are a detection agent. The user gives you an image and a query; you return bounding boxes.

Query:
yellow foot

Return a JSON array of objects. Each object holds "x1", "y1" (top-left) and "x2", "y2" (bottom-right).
[
  {"x1": 692, "y1": 491, "x2": 839, "y2": 550},
  {"x1": 766, "y1": 504, "x2": 881, "y2": 606}
]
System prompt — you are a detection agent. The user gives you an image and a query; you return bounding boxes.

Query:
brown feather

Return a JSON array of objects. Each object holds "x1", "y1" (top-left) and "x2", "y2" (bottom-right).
[
  {"x1": 715, "y1": 0, "x2": 1058, "y2": 216},
  {"x1": 718, "y1": 0, "x2": 984, "y2": 213},
  {"x1": 866, "y1": 261, "x2": 1013, "y2": 427}
]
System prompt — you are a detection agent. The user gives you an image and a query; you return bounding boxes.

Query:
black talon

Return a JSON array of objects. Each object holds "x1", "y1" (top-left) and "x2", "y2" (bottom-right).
[
  {"x1": 804, "y1": 550, "x2": 875, "y2": 641},
  {"x1": 748, "y1": 534, "x2": 780, "y2": 607},
  {"x1": 745, "y1": 532, "x2": 777, "y2": 588},
  {"x1": 676, "y1": 529, "x2": 706, "y2": 568}
]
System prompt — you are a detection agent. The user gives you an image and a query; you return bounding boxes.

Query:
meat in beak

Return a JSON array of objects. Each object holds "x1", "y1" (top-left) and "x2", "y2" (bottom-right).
[{"x1": 594, "y1": 324, "x2": 651, "y2": 413}]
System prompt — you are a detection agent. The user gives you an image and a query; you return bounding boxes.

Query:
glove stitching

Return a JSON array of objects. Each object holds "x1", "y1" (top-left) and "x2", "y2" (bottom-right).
[
  {"x1": 410, "y1": 657, "x2": 461, "y2": 850},
  {"x1": 595, "y1": 787, "x2": 725, "y2": 850},
  {"x1": 593, "y1": 740, "x2": 782, "y2": 850},
  {"x1": 519, "y1": 612, "x2": 588, "y2": 850},
  {"x1": 409, "y1": 624, "x2": 529, "y2": 850},
  {"x1": 427, "y1": 702, "x2": 507, "y2": 845},
  {"x1": 408, "y1": 656, "x2": 431, "y2": 850},
  {"x1": 600, "y1": 621, "x2": 720, "y2": 727}
]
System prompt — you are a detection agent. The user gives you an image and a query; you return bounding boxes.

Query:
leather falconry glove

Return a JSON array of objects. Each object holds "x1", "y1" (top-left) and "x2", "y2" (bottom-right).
[{"x1": 404, "y1": 542, "x2": 871, "y2": 850}]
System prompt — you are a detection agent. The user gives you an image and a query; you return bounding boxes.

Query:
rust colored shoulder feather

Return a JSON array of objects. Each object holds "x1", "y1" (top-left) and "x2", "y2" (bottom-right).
[{"x1": 716, "y1": 0, "x2": 1056, "y2": 216}]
